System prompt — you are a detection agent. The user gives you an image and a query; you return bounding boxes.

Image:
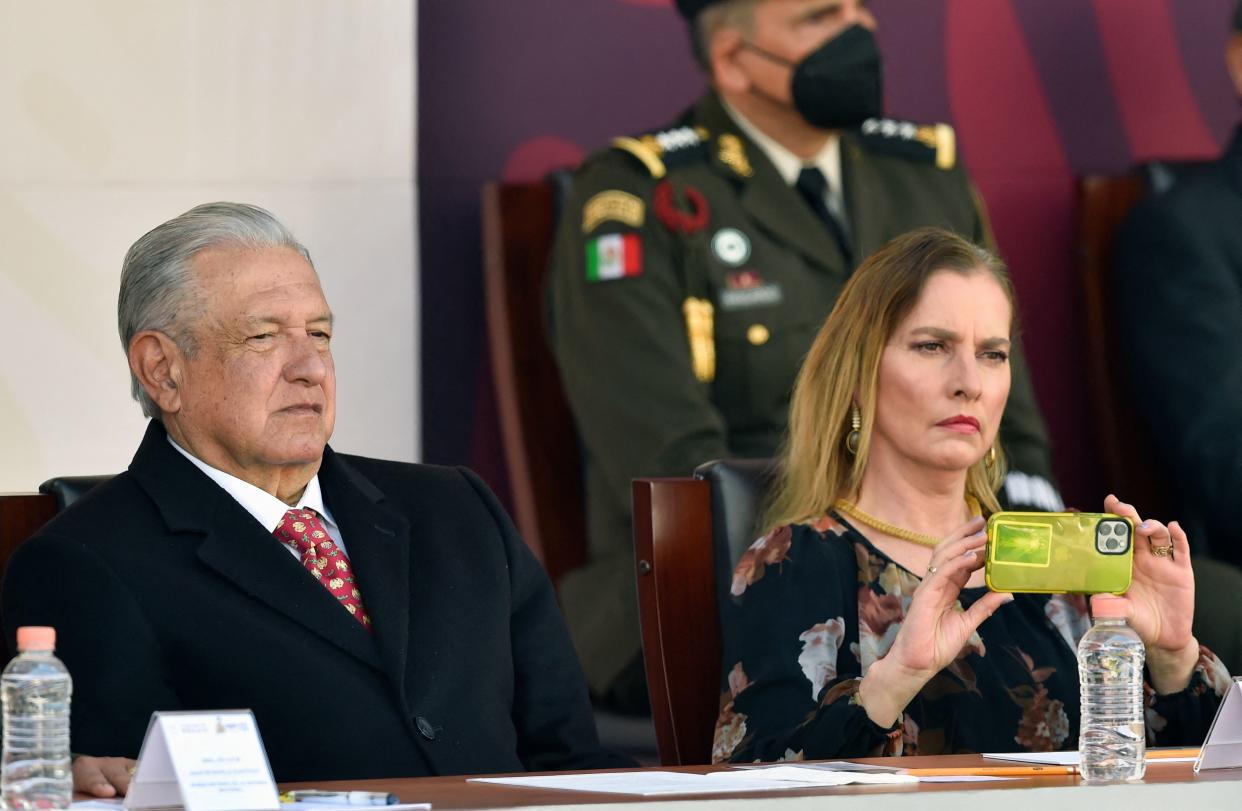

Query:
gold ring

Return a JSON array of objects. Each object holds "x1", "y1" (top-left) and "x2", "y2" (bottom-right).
[
  {"x1": 927, "y1": 564, "x2": 939, "y2": 575},
  {"x1": 1150, "y1": 544, "x2": 1172, "y2": 558},
  {"x1": 128, "y1": 766, "x2": 137, "y2": 776}
]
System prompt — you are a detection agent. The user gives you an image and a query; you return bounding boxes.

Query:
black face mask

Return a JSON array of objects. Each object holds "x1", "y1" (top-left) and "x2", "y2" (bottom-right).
[{"x1": 744, "y1": 24, "x2": 884, "y2": 130}]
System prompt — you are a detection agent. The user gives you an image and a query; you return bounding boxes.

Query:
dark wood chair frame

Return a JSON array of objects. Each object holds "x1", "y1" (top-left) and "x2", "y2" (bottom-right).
[
  {"x1": 632, "y1": 477, "x2": 719, "y2": 766},
  {"x1": 1076, "y1": 172, "x2": 1173, "y2": 517},
  {"x1": 481, "y1": 180, "x2": 586, "y2": 589}
]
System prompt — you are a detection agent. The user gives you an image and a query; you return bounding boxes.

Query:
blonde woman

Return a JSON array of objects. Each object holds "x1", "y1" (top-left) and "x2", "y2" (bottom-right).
[{"x1": 712, "y1": 228, "x2": 1230, "y2": 762}]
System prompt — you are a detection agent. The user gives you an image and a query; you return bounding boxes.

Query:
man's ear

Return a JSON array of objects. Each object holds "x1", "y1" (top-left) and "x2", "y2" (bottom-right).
[
  {"x1": 710, "y1": 26, "x2": 750, "y2": 94},
  {"x1": 1227, "y1": 34, "x2": 1242, "y2": 98},
  {"x1": 128, "y1": 331, "x2": 185, "y2": 415}
]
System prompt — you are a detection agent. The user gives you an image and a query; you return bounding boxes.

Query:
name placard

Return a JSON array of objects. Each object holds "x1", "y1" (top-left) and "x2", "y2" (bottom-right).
[
  {"x1": 1195, "y1": 677, "x2": 1242, "y2": 772},
  {"x1": 125, "y1": 710, "x2": 280, "y2": 811}
]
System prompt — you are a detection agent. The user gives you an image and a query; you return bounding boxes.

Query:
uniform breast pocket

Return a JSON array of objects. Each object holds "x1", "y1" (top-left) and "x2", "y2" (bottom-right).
[{"x1": 713, "y1": 316, "x2": 822, "y2": 436}]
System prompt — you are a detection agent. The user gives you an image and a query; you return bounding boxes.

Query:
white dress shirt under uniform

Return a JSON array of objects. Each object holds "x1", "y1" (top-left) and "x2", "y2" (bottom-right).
[{"x1": 722, "y1": 99, "x2": 849, "y2": 229}]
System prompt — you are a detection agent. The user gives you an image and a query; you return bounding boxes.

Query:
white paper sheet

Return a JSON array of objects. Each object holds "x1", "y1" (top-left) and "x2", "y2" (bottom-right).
[
  {"x1": 470, "y1": 766, "x2": 915, "y2": 796},
  {"x1": 984, "y1": 750, "x2": 1197, "y2": 765},
  {"x1": 723, "y1": 766, "x2": 916, "y2": 786},
  {"x1": 983, "y1": 751, "x2": 1080, "y2": 766},
  {"x1": 733, "y1": 760, "x2": 902, "y2": 774},
  {"x1": 73, "y1": 803, "x2": 431, "y2": 811}
]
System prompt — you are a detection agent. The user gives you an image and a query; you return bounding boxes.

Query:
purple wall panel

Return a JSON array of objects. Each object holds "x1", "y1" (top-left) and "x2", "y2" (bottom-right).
[
  {"x1": 418, "y1": 0, "x2": 701, "y2": 495},
  {"x1": 418, "y1": 0, "x2": 1242, "y2": 510}
]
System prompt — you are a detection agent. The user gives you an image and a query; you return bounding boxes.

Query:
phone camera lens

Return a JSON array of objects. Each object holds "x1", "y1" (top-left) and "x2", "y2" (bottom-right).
[{"x1": 1099, "y1": 523, "x2": 1113, "y2": 536}]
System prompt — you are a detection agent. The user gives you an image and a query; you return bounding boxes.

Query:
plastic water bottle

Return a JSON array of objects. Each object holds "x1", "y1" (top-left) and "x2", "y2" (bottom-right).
[
  {"x1": 1077, "y1": 596, "x2": 1146, "y2": 782},
  {"x1": 1, "y1": 627, "x2": 72, "y2": 810}
]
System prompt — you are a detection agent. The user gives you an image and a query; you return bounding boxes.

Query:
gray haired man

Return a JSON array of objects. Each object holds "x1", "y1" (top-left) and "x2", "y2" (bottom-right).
[{"x1": 5, "y1": 202, "x2": 629, "y2": 793}]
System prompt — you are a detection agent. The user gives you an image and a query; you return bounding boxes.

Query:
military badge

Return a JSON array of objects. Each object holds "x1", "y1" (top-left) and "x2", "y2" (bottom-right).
[
  {"x1": 682, "y1": 297, "x2": 715, "y2": 383},
  {"x1": 720, "y1": 269, "x2": 782, "y2": 311},
  {"x1": 653, "y1": 180, "x2": 709, "y2": 235},
  {"x1": 613, "y1": 125, "x2": 709, "y2": 179},
  {"x1": 585, "y1": 233, "x2": 643, "y2": 282},
  {"x1": 711, "y1": 228, "x2": 751, "y2": 266},
  {"x1": 726, "y1": 270, "x2": 762, "y2": 290},
  {"x1": 582, "y1": 190, "x2": 645, "y2": 233},
  {"x1": 717, "y1": 133, "x2": 753, "y2": 177},
  {"x1": 856, "y1": 117, "x2": 956, "y2": 170}
]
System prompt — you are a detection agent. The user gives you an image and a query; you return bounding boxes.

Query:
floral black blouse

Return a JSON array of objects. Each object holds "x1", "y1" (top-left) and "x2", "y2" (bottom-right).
[{"x1": 712, "y1": 512, "x2": 1232, "y2": 763}]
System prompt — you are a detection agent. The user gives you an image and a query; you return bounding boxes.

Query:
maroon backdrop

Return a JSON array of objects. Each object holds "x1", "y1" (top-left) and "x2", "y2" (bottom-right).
[{"x1": 418, "y1": 0, "x2": 1240, "y2": 509}]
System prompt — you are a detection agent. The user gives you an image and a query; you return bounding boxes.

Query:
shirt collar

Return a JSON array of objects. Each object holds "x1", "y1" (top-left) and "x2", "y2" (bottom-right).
[
  {"x1": 721, "y1": 98, "x2": 842, "y2": 191},
  {"x1": 167, "y1": 435, "x2": 338, "y2": 535}
]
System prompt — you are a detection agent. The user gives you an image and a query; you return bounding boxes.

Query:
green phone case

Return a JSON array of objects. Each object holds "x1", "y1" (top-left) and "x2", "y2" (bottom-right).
[{"x1": 985, "y1": 512, "x2": 1134, "y2": 594}]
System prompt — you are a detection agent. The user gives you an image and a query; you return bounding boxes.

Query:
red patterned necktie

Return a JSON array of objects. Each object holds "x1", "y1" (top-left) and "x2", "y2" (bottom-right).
[{"x1": 273, "y1": 509, "x2": 371, "y2": 631}]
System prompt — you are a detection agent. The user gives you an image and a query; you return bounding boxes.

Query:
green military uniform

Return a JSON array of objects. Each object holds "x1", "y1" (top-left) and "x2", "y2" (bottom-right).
[{"x1": 547, "y1": 91, "x2": 1058, "y2": 703}]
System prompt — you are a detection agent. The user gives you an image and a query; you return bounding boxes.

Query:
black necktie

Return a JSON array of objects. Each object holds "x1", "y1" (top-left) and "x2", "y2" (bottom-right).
[{"x1": 795, "y1": 166, "x2": 852, "y2": 266}]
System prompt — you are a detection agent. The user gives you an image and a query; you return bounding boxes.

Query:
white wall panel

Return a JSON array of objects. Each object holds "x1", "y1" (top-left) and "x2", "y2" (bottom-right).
[{"x1": 0, "y1": 1, "x2": 418, "y2": 492}]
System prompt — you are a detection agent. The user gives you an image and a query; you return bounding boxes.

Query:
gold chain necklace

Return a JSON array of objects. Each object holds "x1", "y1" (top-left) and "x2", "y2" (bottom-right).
[{"x1": 832, "y1": 495, "x2": 982, "y2": 549}]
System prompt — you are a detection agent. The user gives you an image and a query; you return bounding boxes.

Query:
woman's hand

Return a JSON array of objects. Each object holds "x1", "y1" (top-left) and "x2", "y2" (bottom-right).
[
  {"x1": 72, "y1": 755, "x2": 135, "y2": 797},
  {"x1": 858, "y1": 516, "x2": 1013, "y2": 726},
  {"x1": 1097, "y1": 494, "x2": 1198, "y2": 694}
]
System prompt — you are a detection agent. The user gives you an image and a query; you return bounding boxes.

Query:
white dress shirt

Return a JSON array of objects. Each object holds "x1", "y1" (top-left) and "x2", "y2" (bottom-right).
[
  {"x1": 168, "y1": 436, "x2": 347, "y2": 559},
  {"x1": 722, "y1": 99, "x2": 848, "y2": 226}
]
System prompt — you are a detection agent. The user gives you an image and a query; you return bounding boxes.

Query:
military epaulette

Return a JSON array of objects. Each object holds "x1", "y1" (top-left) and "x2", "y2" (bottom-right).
[
  {"x1": 611, "y1": 125, "x2": 710, "y2": 180},
  {"x1": 854, "y1": 117, "x2": 956, "y2": 170}
]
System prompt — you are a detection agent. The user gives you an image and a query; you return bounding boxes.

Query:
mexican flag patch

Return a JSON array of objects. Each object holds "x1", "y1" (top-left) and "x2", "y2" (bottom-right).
[{"x1": 585, "y1": 233, "x2": 642, "y2": 282}]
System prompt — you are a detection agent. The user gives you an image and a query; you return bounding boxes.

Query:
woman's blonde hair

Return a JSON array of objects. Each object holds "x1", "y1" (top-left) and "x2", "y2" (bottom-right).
[{"x1": 762, "y1": 227, "x2": 1015, "y2": 531}]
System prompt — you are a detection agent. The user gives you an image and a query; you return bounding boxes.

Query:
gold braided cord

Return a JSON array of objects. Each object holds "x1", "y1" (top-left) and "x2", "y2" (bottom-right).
[{"x1": 833, "y1": 495, "x2": 982, "y2": 549}]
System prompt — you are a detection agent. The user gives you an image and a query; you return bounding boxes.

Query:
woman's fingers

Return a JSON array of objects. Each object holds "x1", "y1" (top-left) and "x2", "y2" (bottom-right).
[
  {"x1": 929, "y1": 524, "x2": 987, "y2": 572},
  {"x1": 1169, "y1": 521, "x2": 1192, "y2": 568},
  {"x1": 925, "y1": 544, "x2": 985, "y2": 596},
  {"x1": 962, "y1": 590, "x2": 1014, "y2": 631},
  {"x1": 1105, "y1": 494, "x2": 1142, "y2": 524}
]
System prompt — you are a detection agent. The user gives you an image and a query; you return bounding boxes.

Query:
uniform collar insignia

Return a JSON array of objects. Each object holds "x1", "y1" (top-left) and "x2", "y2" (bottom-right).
[{"x1": 854, "y1": 117, "x2": 956, "y2": 170}]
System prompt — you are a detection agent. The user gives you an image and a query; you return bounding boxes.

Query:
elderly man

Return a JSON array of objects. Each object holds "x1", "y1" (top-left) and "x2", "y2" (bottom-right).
[
  {"x1": 3, "y1": 203, "x2": 628, "y2": 794},
  {"x1": 547, "y1": 0, "x2": 1062, "y2": 714}
]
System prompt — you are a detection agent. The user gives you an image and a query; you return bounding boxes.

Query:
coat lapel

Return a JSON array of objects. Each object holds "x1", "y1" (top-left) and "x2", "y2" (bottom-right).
[
  {"x1": 839, "y1": 134, "x2": 887, "y2": 261},
  {"x1": 129, "y1": 422, "x2": 382, "y2": 671},
  {"x1": 317, "y1": 451, "x2": 412, "y2": 708},
  {"x1": 698, "y1": 93, "x2": 849, "y2": 274}
]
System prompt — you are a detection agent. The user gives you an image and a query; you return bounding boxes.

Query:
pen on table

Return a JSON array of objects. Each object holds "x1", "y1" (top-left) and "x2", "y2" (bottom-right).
[
  {"x1": 902, "y1": 765, "x2": 1078, "y2": 777},
  {"x1": 1147, "y1": 747, "x2": 1200, "y2": 760},
  {"x1": 280, "y1": 790, "x2": 399, "y2": 805}
]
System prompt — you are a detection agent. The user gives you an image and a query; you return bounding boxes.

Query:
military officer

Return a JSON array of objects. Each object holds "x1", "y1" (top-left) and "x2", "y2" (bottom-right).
[{"x1": 547, "y1": 0, "x2": 1062, "y2": 714}]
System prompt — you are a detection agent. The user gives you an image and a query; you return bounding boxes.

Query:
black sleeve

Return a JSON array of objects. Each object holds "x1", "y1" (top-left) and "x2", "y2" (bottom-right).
[
  {"x1": 1147, "y1": 646, "x2": 1232, "y2": 746},
  {"x1": 1115, "y1": 195, "x2": 1242, "y2": 561},
  {"x1": 2, "y1": 532, "x2": 181, "y2": 758},
  {"x1": 456, "y1": 468, "x2": 635, "y2": 771}
]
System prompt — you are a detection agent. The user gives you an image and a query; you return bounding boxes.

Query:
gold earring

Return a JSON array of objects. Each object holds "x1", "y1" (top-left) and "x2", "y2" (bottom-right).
[
  {"x1": 985, "y1": 444, "x2": 997, "y2": 469},
  {"x1": 845, "y1": 404, "x2": 861, "y2": 455}
]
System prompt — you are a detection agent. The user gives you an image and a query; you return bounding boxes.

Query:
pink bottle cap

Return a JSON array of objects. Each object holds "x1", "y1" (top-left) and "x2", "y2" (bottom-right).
[
  {"x1": 15, "y1": 627, "x2": 55, "y2": 651},
  {"x1": 1091, "y1": 595, "x2": 1129, "y2": 618}
]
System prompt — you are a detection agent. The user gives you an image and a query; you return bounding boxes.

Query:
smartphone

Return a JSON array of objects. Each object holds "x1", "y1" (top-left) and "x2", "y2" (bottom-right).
[{"x1": 985, "y1": 512, "x2": 1134, "y2": 594}]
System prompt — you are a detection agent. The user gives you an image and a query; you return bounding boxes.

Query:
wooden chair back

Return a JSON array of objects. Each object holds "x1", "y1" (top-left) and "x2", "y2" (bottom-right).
[
  {"x1": 481, "y1": 180, "x2": 586, "y2": 587},
  {"x1": 1076, "y1": 174, "x2": 1172, "y2": 517},
  {"x1": 0, "y1": 493, "x2": 56, "y2": 590},
  {"x1": 632, "y1": 476, "x2": 717, "y2": 766},
  {"x1": 0, "y1": 493, "x2": 57, "y2": 661},
  {"x1": 632, "y1": 459, "x2": 773, "y2": 766}
]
